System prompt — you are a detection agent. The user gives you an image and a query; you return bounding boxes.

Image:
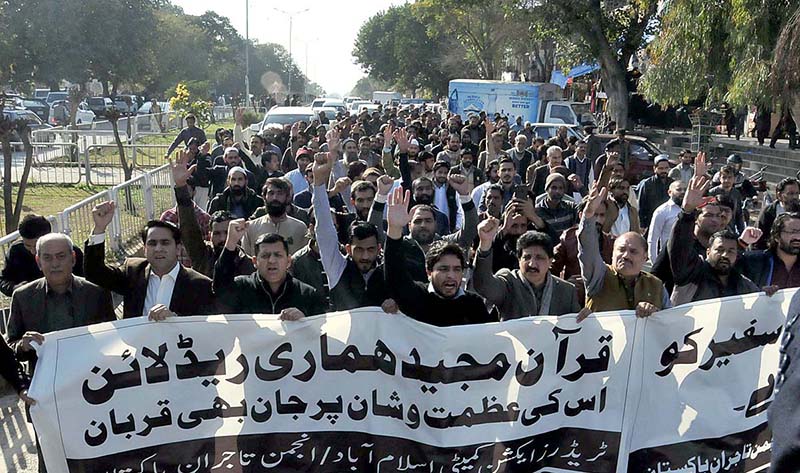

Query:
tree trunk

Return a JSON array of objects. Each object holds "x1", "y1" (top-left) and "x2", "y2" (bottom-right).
[
  {"x1": 2, "y1": 134, "x2": 15, "y2": 234},
  {"x1": 599, "y1": 58, "x2": 630, "y2": 130},
  {"x1": 12, "y1": 125, "x2": 34, "y2": 229},
  {"x1": 102, "y1": 80, "x2": 110, "y2": 97},
  {"x1": 109, "y1": 116, "x2": 133, "y2": 181}
]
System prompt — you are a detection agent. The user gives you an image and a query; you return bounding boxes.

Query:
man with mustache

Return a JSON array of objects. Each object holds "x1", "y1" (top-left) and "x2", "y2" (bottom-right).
[
  {"x1": 473, "y1": 219, "x2": 580, "y2": 321},
  {"x1": 738, "y1": 212, "x2": 800, "y2": 289},
  {"x1": 171, "y1": 153, "x2": 254, "y2": 278},
  {"x1": 243, "y1": 177, "x2": 308, "y2": 255},
  {"x1": 670, "y1": 174, "x2": 761, "y2": 305},
  {"x1": 755, "y1": 177, "x2": 800, "y2": 249},
  {"x1": 578, "y1": 183, "x2": 670, "y2": 318},
  {"x1": 208, "y1": 167, "x2": 264, "y2": 219},
  {"x1": 637, "y1": 155, "x2": 673, "y2": 232},
  {"x1": 604, "y1": 177, "x2": 641, "y2": 237}
]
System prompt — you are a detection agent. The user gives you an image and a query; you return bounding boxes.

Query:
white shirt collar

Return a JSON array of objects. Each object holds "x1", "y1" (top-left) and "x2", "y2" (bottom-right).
[
  {"x1": 427, "y1": 282, "x2": 466, "y2": 298},
  {"x1": 150, "y1": 262, "x2": 180, "y2": 281}
]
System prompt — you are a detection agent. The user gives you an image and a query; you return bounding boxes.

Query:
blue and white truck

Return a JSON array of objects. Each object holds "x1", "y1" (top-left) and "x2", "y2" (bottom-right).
[{"x1": 447, "y1": 79, "x2": 594, "y2": 126}]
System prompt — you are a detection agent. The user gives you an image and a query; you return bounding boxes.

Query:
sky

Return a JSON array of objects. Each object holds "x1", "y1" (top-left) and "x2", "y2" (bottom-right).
[{"x1": 171, "y1": 0, "x2": 404, "y2": 97}]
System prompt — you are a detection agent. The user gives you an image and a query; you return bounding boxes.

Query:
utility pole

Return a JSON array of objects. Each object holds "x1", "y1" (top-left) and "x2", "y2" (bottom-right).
[
  {"x1": 273, "y1": 8, "x2": 310, "y2": 106},
  {"x1": 245, "y1": 0, "x2": 250, "y2": 109}
]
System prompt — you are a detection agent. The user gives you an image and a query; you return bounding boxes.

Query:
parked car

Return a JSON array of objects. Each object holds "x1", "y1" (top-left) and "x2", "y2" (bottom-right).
[
  {"x1": 530, "y1": 123, "x2": 585, "y2": 141},
  {"x1": 18, "y1": 98, "x2": 50, "y2": 122},
  {"x1": 48, "y1": 100, "x2": 95, "y2": 126},
  {"x1": 591, "y1": 133, "x2": 673, "y2": 184},
  {"x1": 251, "y1": 106, "x2": 316, "y2": 134},
  {"x1": 113, "y1": 95, "x2": 139, "y2": 115},
  {"x1": 2, "y1": 108, "x2": 54, "y2": 143},
  {"x1": 87, "y1": 97, "x2": 114, "y2": 118},
  {"x1": 348, "y1": 100, "x2": 373, "y2": 113},
  {"x1": 343, "y1": 96, "x2": 362, "y2": 106},
  {"x1": 34, "y1": 88, "x2": 50, "y2": 100},
  {"x1": 45, "y1": 91, "x2": 69, "y2": 104}
]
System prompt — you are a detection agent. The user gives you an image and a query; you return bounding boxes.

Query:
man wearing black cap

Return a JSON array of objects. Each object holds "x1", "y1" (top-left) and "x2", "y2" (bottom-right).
[
  {"x1": 636, "y1": 154, "x2": 673, "y2": 232},
  {"x1": 593, "y1": 138, "x2": 622, "y2": 181}
]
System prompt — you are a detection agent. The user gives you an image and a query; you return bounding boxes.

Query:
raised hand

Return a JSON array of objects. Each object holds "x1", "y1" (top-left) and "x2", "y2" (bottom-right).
[
  {"x1": 326, "y1": 128, "x2": 341, "y2": 158},
  {"x1": 583, "y1": 183, "x2": 608, "y2": 219},
  {"x1": 448, "y1": 173, "x2": 473, "y2": 196},
  {"x1": 393, "y1": 128, "x2": 409, "y2": 154},
  {"x1": 91, "y1": 201, "x2": 116, "y2": 234},
  {"x1": 377, "y1": 175, "x2": 394, "y2": 196},
  {"x1": 484, "y1": 117, "x2": 496, "y2": 135},
  {"x1": 225, "y1": 219, "x2": 249, "y2": 251},
  {"x1": 739, "y1": 227, "x2": 763, "y2": 246},
  {"x1": 200, "y1": 141, "x2": 211, "y2": 154},
  {"x1": 694, "y1": 151, "x2": 708, "y2": 178},
  {"x1": 332, "y1": 177, "x2": 352, "y2": 194},
  {"x1": 171, "y1": 151, "x2": 196, "y2": 187},
  {"x1": 312, "y1": 152, "x2": 334, "y2": 186},
  {"x1": 234, "y1": 107, "x2": 245, "y2": 126},
  {"x1": 383, "y1": 124, "x2": 394, "y2": 149},
  {"x1": 568, "y1": 173, "x2": 583, "y2": 189},
  {"x1": 386, "y1": 186, "x2": 412, "y2": 238},
  {"x1": 291, "y1": 121, "x2": 301, "y2": 138},
  {"x1": 682, "y1": 174, "x2": 711, "y2": 213},
  {"x1": 477, "y1": 217, "x2": 501, "y2": 251}
]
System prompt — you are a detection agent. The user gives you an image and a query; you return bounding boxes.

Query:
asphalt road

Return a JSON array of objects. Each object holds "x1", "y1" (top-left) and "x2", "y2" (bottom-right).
[{"x1": 0, "y1": 390, "x2": 38, "y2": 473}]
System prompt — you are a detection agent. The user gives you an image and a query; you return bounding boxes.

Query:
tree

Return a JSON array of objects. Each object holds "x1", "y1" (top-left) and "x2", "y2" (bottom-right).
[
  {"x1": 771, "y1": 5, "x2": 800, "y2": 121},
  {"x1": 640, "y1": 0, "x2": 798, "y2": 108},
  {"x1": 353, "y1": 4, "x2": 463, "y2": 97},
  {"x1": 0, "y1": 101, "x2": 34, "y2": 234},
  {"x1": 527, "y1": 0, "x2": 660, "y2": 129}
]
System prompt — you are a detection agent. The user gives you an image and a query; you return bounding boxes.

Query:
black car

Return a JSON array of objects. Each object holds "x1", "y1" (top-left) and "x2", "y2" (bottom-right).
[
  {"x1": 19, "y1": 97, "x2": 49, "y2": 122},
  {"x1": 87, "y1": 97, "x2": 113, "y2": 117}
]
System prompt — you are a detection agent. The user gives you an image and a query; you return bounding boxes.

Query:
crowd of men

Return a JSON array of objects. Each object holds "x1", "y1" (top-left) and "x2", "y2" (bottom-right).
[{"x1": 2, "y1": 105, "x2": 800, "y2": 471}]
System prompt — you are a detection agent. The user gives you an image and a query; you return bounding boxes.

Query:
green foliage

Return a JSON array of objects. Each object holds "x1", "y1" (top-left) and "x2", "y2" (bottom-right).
[
  {"x1": 169, "y1": 83, "x2": 213, "y2": 124},
  {"x1": 240, "y1": 110, "x2": 260, "y2": 127},
  {"x1": 640, "y1": 0, "x2": 800, "y2": 107}
]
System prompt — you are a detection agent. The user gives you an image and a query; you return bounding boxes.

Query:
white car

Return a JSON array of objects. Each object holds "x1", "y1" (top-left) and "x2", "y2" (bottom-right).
[
  {"x1": 48, "y1": 100, "x2": 95, "y2": 126},
  {"x1": 251, "y1": 106, "x2": 316, "y2": 134},
  {"x1": 529, "y1": 123, "x2": 585, "y2": 141},
  {"x1": 343, "y1": 96, "x2": 362, "y2": 106}
]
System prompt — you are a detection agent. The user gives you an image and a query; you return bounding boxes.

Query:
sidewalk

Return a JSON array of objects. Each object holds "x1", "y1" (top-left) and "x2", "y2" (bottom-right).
[{"x1": 0, "y1": 390, "x2": 38, "y2": 472}]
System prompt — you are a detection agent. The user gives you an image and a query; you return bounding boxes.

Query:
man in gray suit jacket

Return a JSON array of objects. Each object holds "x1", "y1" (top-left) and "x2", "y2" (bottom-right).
[{"x1": 473, "y1": 219, "x2": 580, "y2": 320}]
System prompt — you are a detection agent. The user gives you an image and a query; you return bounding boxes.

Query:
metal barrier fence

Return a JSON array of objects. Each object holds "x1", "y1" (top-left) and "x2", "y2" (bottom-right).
[{"x1": 0, "y1": 164, "x2": 176, "y2": 320}]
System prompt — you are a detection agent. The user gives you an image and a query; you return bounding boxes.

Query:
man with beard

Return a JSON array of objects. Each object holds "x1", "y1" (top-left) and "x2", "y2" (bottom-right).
[
  {"x1": 507, "y1": 135, "x2": 533, "y2": 183},
  {"x1": 369, "y1": 173, "x2": 477, "y2": 282},
  {"x1": 473, "y1": 220, "x2": 580, "y2": 320},
  {"x1": 208, "y1": 167, "x2": 264, "y2": 219},
  {"x1": 460, "y1": 130, "x2": 480, "y2": 157},
  {"x1": 452, "y1": 148, "x2": 486, "y2": 189},
  {"x1": 534, "y1": 173, "x2": 578, "y2": 244},
  {"x1": 312, "y1": 151, "x2": 388, "y2": 311},
  {"x1": 429, "y1": 129, "x2": 449, "y2": 157},
  {"x1": 286, "y1": 148, "x2": 314, "y2": 197},
  {"x1": 166, "y1": 154, "x2": 252, "y2": 276},
  {"x1": 708, "y1": 165, "x2": 746, "y2": 234},
  {"x1": 479, "y1": 184, "x2": 504, "y2": 221},
  {"x1": 605, "y1": 178, "x2": 641, "y2": 237},
  {"x1": 637, "y1": 155, "x2": 673, "y2": 232},
  {"x1": 463, "y1": 113, "x2": 485, "y2": 146},
  {"x1": 647, "y1": 180, "x2": 686, "y2": 262},
  {"x1": 478, "y1": 119, "x2": 508, "y2": 170},
  {"x1": 484, "y1": 199, "x2": 540, "y2": 273},
  {"x1": 671, "y1": 175, "x2": 762, "y2": 305},
  {"x1": 204, "y1": 147, "x2": 258, "y2": 197},
  {"x1": 578, "y1": 183, "x2": 670, "y2": 317},
  {"x1": 243, "y1": 177, "x2": 308, "y2": 255},
  {"x1": 350, "y1": 180, "x2": 377, "y2": 221},
  {"x1": 668, "y1": 149, "x2": 695, "y2": 186},
  {"x1": 756, "y1": 177, "x2": 800, "y2": 249},
  {"x1": 383, "y1": 187, "x2": 492, "y2": 326},
  {"x1": 738, "y1": 212, "x2": 800, "y2": 288},
  {"x1": 406, "y1": 176, "x2": 451, "y2": 236},
  {"x1": 358, "y1": 136, "x2": 381, "y2": 168},
  {"x1": 436, "y1": 133, "x2": 462, "y2": 165},
  {"x1": 261, "y1": 151, "x2": 284, "y2": 180}
]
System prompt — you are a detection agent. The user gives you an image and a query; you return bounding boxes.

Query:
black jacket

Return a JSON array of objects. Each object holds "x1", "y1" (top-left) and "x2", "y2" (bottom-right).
[
  {"x1": 384, "y1": 236, "x2": 493, "y2": 326},
  {"x1": 208, "y1": 187, "x2": 264, "y2": 219},
  {"x1": 0, "y1": 241, "x2": 84, "y2": 296},
  {"x1": 636, "y1": 175, "x2": 672, "y2": 229},
  {"x1": 755, "y1": 201, "x2": 779, "y2": 250},
  {"x1": 213, "y1": 248, "x2": 326, "y2": 316}
]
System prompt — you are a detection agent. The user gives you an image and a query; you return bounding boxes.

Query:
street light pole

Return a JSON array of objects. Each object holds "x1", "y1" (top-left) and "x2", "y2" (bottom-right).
[
  {"x1": 273, "y1": 7, "x2": 310, "y2": 106},
  {"x1": 245, "y1": 0, "x2": 250, "y2": 109}
]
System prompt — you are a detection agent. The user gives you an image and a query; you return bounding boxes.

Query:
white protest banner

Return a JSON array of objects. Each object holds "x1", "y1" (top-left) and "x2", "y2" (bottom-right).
[
  {"x1": 28, "y1": 290, "x2": 799, "y2": 473},
  {"x1": 624, "y1": 290, "x2": 798, "y2": 473},
  {"x1": 30, "y1": 308, "x2": 636, "y2": 473}
]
